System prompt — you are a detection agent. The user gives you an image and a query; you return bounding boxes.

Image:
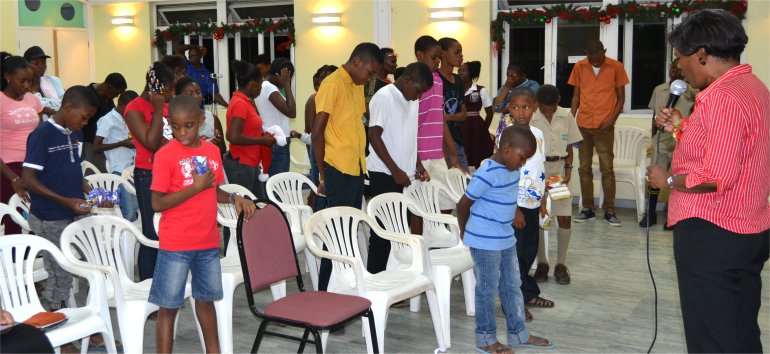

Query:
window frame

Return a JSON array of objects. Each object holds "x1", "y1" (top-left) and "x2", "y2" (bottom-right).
[
  {"x1": 496, "y1": 0, "x2": 679, "y2": 116},
  {"x1": 151, "y1": 0, "x2": 295, "y2": 101}
]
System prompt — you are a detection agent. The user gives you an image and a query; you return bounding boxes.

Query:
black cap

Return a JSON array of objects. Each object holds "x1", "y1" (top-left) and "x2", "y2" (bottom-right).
[{"x1": 23, "y1": 46, "x2": 51, "y2": 60}]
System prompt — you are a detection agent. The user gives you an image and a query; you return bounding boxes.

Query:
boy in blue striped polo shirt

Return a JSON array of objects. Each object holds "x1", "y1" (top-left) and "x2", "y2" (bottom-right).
[{"x1": 457, "y1": 124, "x2": 554, "y2": 353}]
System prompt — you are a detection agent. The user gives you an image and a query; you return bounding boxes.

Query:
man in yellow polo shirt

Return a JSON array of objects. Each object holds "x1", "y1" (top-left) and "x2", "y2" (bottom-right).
[
  {"x1": 568, "y1": 39, "x2": 629, "y2": 227},
  {"x1": 312, "y1": 42, "x2": 383, "y2": 292}
]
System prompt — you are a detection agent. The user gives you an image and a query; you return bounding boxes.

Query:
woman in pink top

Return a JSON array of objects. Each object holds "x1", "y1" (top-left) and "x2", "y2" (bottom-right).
[{"x1": 1, "y1": 52, "x2": 42, "y2": 234}]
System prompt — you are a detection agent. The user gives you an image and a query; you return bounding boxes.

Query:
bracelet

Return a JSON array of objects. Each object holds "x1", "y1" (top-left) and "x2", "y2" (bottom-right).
[{"x1": 564, "y1": 164, "x2": 573, "y2": 170}]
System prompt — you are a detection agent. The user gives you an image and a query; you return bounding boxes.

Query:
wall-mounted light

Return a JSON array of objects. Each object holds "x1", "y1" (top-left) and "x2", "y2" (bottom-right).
[
  {"x1": 111, "y1": 15, "x2": 134, "y2": 26},
  {"x1": 312, "y1": 12, "x2": 342, "y2": 26},
  {"x1": 429, "y1": 7, "x2": 464, "y2": 22}
]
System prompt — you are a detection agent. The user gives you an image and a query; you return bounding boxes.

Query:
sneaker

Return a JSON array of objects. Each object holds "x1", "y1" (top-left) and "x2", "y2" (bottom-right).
[
  {"x1": 534, "y1": 263, "x2": 549, "y2": 283},
  {"x1": 554, "y1": 264, "x2": 571, "y2": 285},
  {"x1": 604, "y1": 212, "x2": 621, "y2": 227},
  {"x1": 574, "y1": 208, "x2": 595, "y2": 223},
  {"x1": 638, "y1": 213, "x2": 657, "y2": 228}
]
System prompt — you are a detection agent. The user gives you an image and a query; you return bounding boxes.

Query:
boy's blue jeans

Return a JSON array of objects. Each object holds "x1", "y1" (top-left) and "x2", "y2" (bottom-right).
[{"x1": 470, "y1": 246, "x2": 531, "y2": 348}]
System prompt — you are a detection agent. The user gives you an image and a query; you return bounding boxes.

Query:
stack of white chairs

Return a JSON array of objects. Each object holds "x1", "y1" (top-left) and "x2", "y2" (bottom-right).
[
  {"x1": 0, "y1": 234, "x2": 118, "y2": 353},
  {"x1": 367, "y1": 193, "x2": 475, "y2": 348},
  {"x1": 62, "y1": 215, "x2": 192, "y2": 354},
  {"x1": 265, "y1": 172, "x2": 321, "y2": 290},
  {"x1": 304, "y1": 207, "x2": 447, "y2": 352}
]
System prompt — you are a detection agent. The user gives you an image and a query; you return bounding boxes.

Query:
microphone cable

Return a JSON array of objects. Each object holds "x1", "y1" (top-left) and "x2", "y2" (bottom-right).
[{"x1": 645, "y1": 121, "x2": 662, "y2": 354}]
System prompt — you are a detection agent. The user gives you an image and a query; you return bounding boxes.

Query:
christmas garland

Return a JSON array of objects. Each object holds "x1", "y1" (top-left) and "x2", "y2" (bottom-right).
[
  {"x1": 491, "y1": 0, "x2": 747, "y2": 52},
  {"x1": 154, "y1": 17, "x2": 295, "y2": 54}
]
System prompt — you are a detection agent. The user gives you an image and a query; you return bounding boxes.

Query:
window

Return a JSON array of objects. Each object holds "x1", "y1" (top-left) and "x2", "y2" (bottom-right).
[
  {"x1": 497, "y1": 2, "x2": 674, "y2": 114},
  {"x1": 153, "y1": 0, "x2": 294, "y2": 101}
]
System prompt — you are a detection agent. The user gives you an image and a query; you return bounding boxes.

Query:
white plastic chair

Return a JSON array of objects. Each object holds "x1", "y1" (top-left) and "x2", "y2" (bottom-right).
[
  {"x1": 582, "y1": 126, "x2": 650, "y2": 221},
  {"x1": 7, "y1": 194, "x2": 31, "y2": 233},
  {"x1": 445, "y1": 168, "x2": 471, "y2": 203},
  {"x1": 121, "y1": 165, "x2": 137, "y2": 196},
  {"x1": 367, "y1": 193, "x2": 475, "y2": 348},
  {"x1": 213, "y1": 184, "x2": 261, "y2": 354},
  {"x1": 404, "y1": 180, "x2": 461, "y2": 249},
  {"x1": 265, "y1": 172, "x2": 320, "y2": 290},
  {"x1": 82, "y1": 160, "x2": 102, "y2": 176},
  {"x1": 0, "y1": 234, "x2": 118, "y2": 353},
  {"x1": 62, "y1": 215, "x2": 192, "y2": 354},
  {"x1": 85, "y1": 173, "x2": 131, "y2": 216},
  {"x1": 5, "y1": 196, "x2": 78, "y2": 304},
  {"x1": 0, "y1": 202, "x2": 28, "y2": 236},
  {"x1": 290, "y1": 141, "x2": 311, "y2": 173},
  {"x1": 304, "y1": 207, "x2": 447, "y2": 352}
]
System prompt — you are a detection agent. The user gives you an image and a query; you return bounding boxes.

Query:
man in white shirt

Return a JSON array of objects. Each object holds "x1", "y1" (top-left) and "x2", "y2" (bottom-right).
[
  {"x1": 254, "y1": 58, "x2": 296, "y2": 176},
  {"x1": 366, "y1": 62, "x2": 434, "y2": 274},
  {"x1": 94, "y1": 90, "x2": 138, "y2": 221}
]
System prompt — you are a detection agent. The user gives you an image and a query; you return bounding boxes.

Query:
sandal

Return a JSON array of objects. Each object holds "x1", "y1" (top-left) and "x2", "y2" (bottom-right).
[
  {"x1": 510, "y1": 335, "x2": 555, "y2": 350},
  {"x1": 526, "y1": 296, "x2": 554, "y2": 308},
  {"x1": 476, "y1": 342, "x2": 513, "y2": 354}
]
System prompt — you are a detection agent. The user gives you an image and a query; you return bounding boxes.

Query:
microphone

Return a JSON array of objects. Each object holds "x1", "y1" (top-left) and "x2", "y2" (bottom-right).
[{"x1": 660, "y1": 79, "x2": 688, "y2": 132}]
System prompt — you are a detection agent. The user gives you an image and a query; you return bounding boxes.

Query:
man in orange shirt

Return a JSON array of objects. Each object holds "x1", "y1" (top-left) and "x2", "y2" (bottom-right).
[{"x1": 568, "y1": 40, "x2": 629, "y2": 226}]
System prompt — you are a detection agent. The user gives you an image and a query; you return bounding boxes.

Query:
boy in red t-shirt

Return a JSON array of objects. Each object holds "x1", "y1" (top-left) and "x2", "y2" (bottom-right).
[{"x1": 149, "y1": 95, "x2": 255, "y2": 353}]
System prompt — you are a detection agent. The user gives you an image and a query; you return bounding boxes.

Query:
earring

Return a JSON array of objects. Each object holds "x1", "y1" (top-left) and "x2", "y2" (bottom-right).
[{"x1": 698, "y1": 58, "x2": 706, "y2": 65}]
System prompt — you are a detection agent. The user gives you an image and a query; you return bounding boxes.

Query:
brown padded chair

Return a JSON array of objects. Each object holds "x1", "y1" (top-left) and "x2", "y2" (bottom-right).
[{"x1": 236, "y1": 199, "x2": 379, "y2": 353}]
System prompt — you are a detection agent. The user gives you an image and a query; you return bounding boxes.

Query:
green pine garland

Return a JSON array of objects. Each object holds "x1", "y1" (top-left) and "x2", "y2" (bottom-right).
[
  {"x1": 491, "y1": 0, "x2": 747, "y2": 52},
  {"x1": 154, "y1": 17, "x2": 295, "y2": 54}
]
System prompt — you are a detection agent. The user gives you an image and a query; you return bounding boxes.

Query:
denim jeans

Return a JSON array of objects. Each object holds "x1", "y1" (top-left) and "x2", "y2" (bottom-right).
[
  {"x1": 470, "y1": 246, "x2": 530, "y2": 348},
  {"x1": 134, "y1": 168, "x2": 158, "y2": 281},
  {"x1": 112, "y1": 172, "x2": 138, "y2": 222},
  {"x1": 149, "y1": 248, "x2": 223, "y2": 308},
  {"x1": 307, "y1": 144, "x2": 327, "y2": 210},
  {"x1": 222, "y1": 152, "x2": 266, "y2": 199},
  {"x1": 268, "y1": 139, "x2": 291, "y2": 176}
]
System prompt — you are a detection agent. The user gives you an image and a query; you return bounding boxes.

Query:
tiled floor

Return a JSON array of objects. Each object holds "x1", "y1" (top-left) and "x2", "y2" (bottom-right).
[{"x1": 74, "y1": 207, "x2": 769, "y2": 353}]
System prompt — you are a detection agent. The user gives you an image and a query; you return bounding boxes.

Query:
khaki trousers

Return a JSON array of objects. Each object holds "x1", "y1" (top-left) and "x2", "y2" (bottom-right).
[{"x1": 578, "y1": 127, "x2": 616, "y2": 212}]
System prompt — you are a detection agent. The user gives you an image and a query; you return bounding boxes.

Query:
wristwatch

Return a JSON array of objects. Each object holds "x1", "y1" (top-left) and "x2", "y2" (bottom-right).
[
  {"x1": 228, "y1": 192, "x2": 242, "y2": 204},
  {"x1": 666, "y1": 175, "x2": 675, "y2": 190}
]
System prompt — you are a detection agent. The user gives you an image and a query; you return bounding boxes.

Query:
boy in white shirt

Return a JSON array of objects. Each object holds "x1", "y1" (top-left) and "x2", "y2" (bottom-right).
[
  {"x1": 365, "y1": 62, "x2": 433, "y2": 273},
  {"x1": 94, "y1": 90, "x2": 139, "y2": 221},
  {"x1": 498, "y1": 88, "x2": 554, "y2": 321}
]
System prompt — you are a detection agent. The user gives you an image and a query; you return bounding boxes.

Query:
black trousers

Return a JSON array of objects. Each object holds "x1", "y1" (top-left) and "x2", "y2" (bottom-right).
[
  {"x1": 673, "y1": 218, "x2": 769, "y2": 353},
  {"x1": 1, "y1": 323, "x2": 54, "y2": 353},
  {"x1": 317, "y1": 163, "x2": 364, "y2": 291},
  {"x1": 366, "y1": 171, "x2": 405, "y2": 274},
  {"x1": 514, "y1": 206, "x2": 541, "y2": 303}
]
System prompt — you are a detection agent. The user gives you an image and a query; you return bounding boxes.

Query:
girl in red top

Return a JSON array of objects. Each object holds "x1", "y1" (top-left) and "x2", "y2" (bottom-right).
[
  {"x1": 1, "y1": 52, "x2": 42, "y2": 235},
  {"x1": 124, "y1": 62, "x2": 175, "y2": 281},
  {"x1": 224, "y1": 60, "x2": 275, "y2": 198}
]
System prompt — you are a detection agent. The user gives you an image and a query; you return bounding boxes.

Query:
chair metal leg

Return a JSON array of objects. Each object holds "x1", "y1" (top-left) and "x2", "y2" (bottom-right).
[
  {"x1": 298, "y1": 328, "x2": 310, "y2": 353},
  {"x1": 252, "y1": 321, "x2": 269, "y2": 353},
  {"x1": 311, "y1": 329, "x2": 323, "y2": 354}
]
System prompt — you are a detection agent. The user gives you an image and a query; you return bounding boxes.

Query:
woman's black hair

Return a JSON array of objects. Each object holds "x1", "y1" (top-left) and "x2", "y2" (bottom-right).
[
  {"x1": 231, "y1": 60, "x2": 262, "y2": 89},
  {"x1": 145, "y1": 62, "x2": 174, "y2": 93},
  {"x1": 1, "y1": 52, "x2": 30, "y2": 91},
  {"x1": 313, "y1": 64, "x2": 337, "y2": 86},
  {"x1": 465, "y1": 61, "x2": 481, "y2": 81},
  {"x1": 438, "y1": 37, "x2": 460, "y2": 51},
  {"x1": 269, "y1": 57, "x2": 295, "y2": 76},
  {"x1": 174, "y1": 76, "x2": 198, "y2": 95},
  {"x1": 668, "y1": 9, "x2": 747, "y2": 60}
]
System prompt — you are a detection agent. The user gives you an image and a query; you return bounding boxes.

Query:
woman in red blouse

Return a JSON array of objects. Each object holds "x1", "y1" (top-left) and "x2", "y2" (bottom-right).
[
  {"x1": 224, "y1": 60, "x2": 275, "y2": 198},
  {"x1": 648, "y1": 9, "x2": 770, "y2": 353},
  {"x1": 124, "y1": 62, "x2": 176, "y2": 281}
]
